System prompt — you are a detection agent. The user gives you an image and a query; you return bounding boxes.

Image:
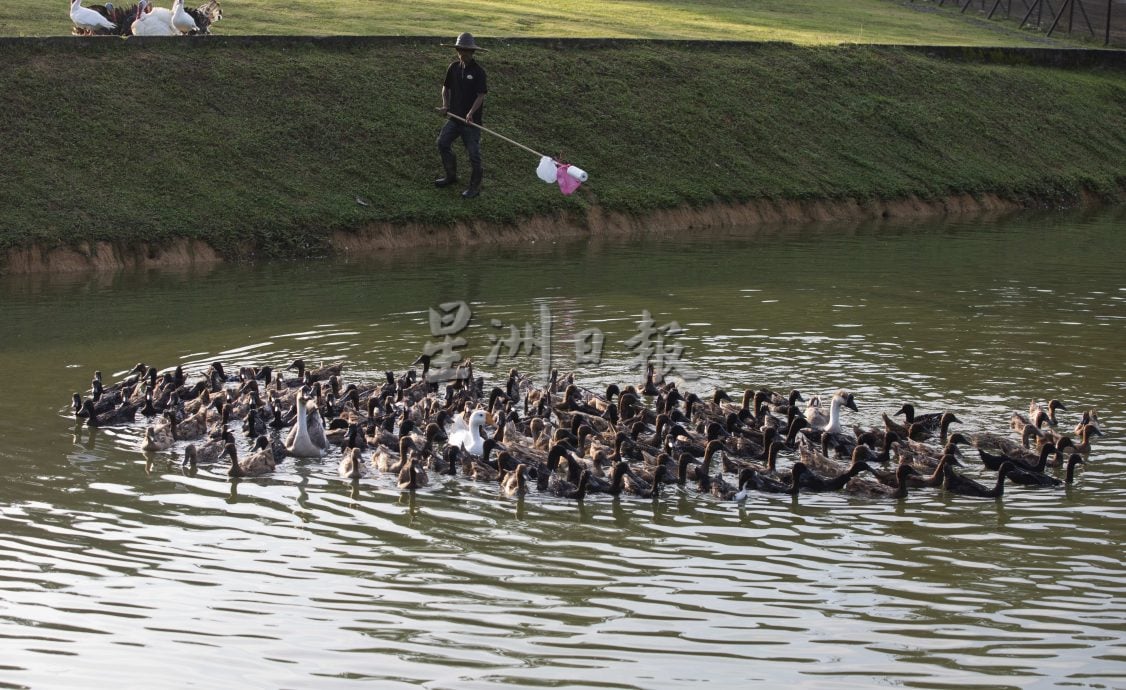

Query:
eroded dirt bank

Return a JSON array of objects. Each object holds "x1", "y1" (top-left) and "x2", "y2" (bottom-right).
[{"x1": 0, "y1": 192, "x2": 1107, "y2": 274}]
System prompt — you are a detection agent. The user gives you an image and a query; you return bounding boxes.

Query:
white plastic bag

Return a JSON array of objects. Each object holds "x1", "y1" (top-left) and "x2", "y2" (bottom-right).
[{"x1": 536, "y1": 156, "x2": 558, "y2": 183}]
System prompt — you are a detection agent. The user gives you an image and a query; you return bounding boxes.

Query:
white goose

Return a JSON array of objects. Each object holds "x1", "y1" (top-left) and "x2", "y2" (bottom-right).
[
  {"x1": 132, "y1": 0, "x2": 178, "y2": 36},
  {"x1": 285, "y1": 394, "x2": 329, "y2": 457},
  {"x1": 447, "y1": 409, "x2": 490, "y2": 456},
  {"x1": 71, "y1": 0, "x2": 117, "y2": 33},
  {"x1": 171, "y1": 0, "x2": 199, "y2": 34},
  {"x1": 806, "y1": 389, "x2": 857, "y2": 433}
]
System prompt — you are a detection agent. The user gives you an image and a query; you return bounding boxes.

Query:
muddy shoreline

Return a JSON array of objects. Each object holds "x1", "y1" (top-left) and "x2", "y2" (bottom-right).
[{"x1": 2, "y1": 191, "x2": 1113, "y2": 274}]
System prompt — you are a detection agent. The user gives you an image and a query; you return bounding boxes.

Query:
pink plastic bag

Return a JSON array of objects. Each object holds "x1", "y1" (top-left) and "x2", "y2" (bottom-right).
[{"x1": 556, "y1": 164, "x2": 582, "y2": 196}]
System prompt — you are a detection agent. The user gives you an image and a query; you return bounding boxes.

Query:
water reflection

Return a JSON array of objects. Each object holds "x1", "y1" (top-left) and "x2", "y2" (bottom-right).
[{"x1": 0, "y1": 208, "x2": 1123, "y2": 688}]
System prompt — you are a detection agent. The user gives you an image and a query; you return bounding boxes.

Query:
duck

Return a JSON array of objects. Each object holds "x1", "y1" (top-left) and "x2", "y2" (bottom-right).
[
  {"x1": 732, "y1": 448, "x2": 802, "y2": 497},
  {"x1": 397, "y1": 456, "x2": 428, "y2": 491},
  {"x1": 910, "y1": 412, "x2": 961, "y2": 444},
  {"x1": 868, "y1": 454, "x2": 957, "y2": 489},
  {"x1": 552, "y1": 469, "x2": 591, "y2": 500},
  {"x1": 881, "y1": 412, "x2": 909, "y2": 439},
  {"x1": 74, "y1": 390, "x2": 120, "y2": 419},
  {"x1": 559, "y1": 449, "x2": 614, "y2": 494},
  {"x1": 469, "y1": 449, "x2": 505, "y2": 482},
  {"x1": 732, "y1": 461, "x2": 801, "y2": 500},
  {"x1": 242, "y1": 406, "x2": 269, "y2": 438},
  {"x1": 71, "y1": 0, "x2": 117, "y2": 32},
  {"x1": 895, "y1": 433, "x2": 971, "y2": 470},
  {"x1": 797, "y1": 440, "x2": 860, "y2": 477},
  {"x1": 500, "y1": 463, "x2": 529, "y2": 498},
  {"x1": 287, "y1": 358, "x2": 344, "y2": 384},
  {"x1": 174, "y1": 401, "x2": 211, "y2": 440},
  {"x1": 140, "y1": 420, "x2": 175, "y2": 452},
  {"x1": 1010, "y1": 408, "x2": 1050, "y2": 435},
  {"x1": 791, "y1": 458, "x2": 871, "y2": 493},
  {"x1": 943, "y1": 461, "x2": 1014, "y2": 498},
  {"x1": 407, "y1": 421, "x2": 449, "y2": 457},
  {"x1": 431, "y1": 445, "x2": 463, "y2": 476},
  {"x1": 1029, "y1": 399, "x2": 1067, "y2": 427},
  {"x1": 966, "y1": 423, "x2": 1041, "y2": 460},
  {"x1": 763, "y1": 388, "x2": 805, "y2": 417},
  {"x1": 1073, "y1": 409, "x2": 1101, "y2": 436},
  {"x1": 1054, "y1": 423, "x2": 1101, "y2": 458},
  {"x1": 1062, "y1": 453, "x2": 1085, "y2": 485},
  {"x1": 374, "y1": 436, "x2": 418, "y2": 474},
  {"x1": 904, "y1": 454, "x2": 959, "y2": 488},
  {"x1": 978, "y1": 442, "x2": 1057, "y2": 473},
  {"x1": 668, "y1": 420, "x2": 727, "y2": 458},
  {"x1": 448, "y1": 409, "x2": 490, "y2": 456},
  {"x1": 323, "y1": 418, "x2": 353, "y2": 446},
  {"x1": 131, "y1": 0, "x2": 178, "y2": 36},
  {"x1": 683, "y1": 390, "x2": 729, "y2": 425},
  {"x1": 842, "y1": 463, "x2": 919, "y2": 499},
  {"x1": 181, "y1": 429, "x2": 235, "y2": 467},
  {"x1": 609, "y1": 461, "x2": 667, "y2": 499},
  {"x1": 284, "y1": 395, "x2": 329, "y2": 458},
  {"x1": 171, "y1": 0, "x2": 199, "y2": 33},
  {"x1": 225, "y1": 437, "x2": 276, "y2": 477},
  {"x1": 1004, "y1": 453, "x2": 1084, "y2": 487},
  {"x1": 723, "y1": 419, "x2": 776, "y2": 461},
  {"x1": 338, "y1": 446, "x2": 364, "y2": 479},
  {"x1": 695, "y1": 464, "x2": 743, "y2": 501},
  {"x1": 896, "y1": 404, "x2": 959, "y2": 441},
  {"x1": 80, "y1": 398, "x2": 138, "y2": 427}
]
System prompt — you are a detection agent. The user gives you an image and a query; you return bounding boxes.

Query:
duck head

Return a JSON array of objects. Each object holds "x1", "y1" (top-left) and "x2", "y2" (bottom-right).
[
  {"x1": 946, "y1": 432, "x2": 971, "y2": 447},
  {"x1": 896, "y1": 463, "x2": 920, "y2": 482}
]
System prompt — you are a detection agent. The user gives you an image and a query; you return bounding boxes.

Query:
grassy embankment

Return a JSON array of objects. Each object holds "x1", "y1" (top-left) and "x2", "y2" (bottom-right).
[
  {"x1": 1, "y1": 0, "x2": 1124, "y2": 262},
  {"x1": 1, "y1": 37, "x2": 1124, "y2": 261}
]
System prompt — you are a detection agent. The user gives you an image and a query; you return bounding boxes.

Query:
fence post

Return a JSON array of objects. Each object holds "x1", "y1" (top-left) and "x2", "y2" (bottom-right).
[
  {"x1": 1047, "y1": 0, "x2": 1072, "y2": 34},
  {"x1": 1107, "y1": 0, "x2": 1113, "y2": 45}
]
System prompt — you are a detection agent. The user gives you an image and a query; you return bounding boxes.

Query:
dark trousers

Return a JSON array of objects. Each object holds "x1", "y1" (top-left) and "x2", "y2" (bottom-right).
[{"x1": 437, "y1": 119, "x2": 482, "y2": 173}]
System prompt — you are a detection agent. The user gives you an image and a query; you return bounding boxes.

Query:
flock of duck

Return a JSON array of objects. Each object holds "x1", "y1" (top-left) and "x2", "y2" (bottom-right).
[{"x1": 70, "y1": 358, "x2": 1103, "y2": 502}]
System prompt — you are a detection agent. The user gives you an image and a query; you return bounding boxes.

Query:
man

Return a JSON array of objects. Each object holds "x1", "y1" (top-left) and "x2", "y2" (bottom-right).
[{"x1": 435, "y1": 32, "x2": 488, "y2": 199}]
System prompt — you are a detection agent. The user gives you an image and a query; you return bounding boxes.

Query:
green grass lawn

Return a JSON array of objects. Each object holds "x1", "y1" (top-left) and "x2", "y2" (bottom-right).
[{"x1": 1, "y1": 0, "x2": 1082, "y2": 46}]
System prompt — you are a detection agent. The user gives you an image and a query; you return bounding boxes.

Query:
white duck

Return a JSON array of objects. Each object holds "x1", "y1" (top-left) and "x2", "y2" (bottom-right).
[
  {"x1": 447, "y1": 409, "x2": 490, "y2": 456},
  {"x1": 285, "y1": 394, "x2": 329, "y2": 457},
  {"x1": 806, "y1": 389, "x2": 858, "y2": 433},
  {"x1": 71, "y1": 0, "x2": 117, "y2": 33},
  {"x1": 132, "y1": 0, "x2": 178, "y2": 36},
  {"x1": 171, "y1": 0, "x2": 199, "y2": 34}
]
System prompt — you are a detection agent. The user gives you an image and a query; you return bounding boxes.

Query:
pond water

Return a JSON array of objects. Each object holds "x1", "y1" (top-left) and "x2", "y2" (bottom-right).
[{"x1": 0, "y1": 207, "x2": 1123, "y2": 689}]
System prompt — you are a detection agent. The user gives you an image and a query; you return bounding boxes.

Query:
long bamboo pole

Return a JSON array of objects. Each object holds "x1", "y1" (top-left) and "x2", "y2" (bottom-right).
[{"x1": 441, "y1": 111, "x2": 547, "y2": 160}]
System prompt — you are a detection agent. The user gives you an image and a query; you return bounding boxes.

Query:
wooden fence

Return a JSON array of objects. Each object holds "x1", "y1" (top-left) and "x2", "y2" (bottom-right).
[{"x1": 912, "y1": 0, "x2": 1125, "y2": 46}]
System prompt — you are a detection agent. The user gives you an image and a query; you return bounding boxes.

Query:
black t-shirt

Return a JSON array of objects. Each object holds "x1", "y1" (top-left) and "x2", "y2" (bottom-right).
[{"x1": 444, "y1": 60, "x2": 488, "y2": 125}]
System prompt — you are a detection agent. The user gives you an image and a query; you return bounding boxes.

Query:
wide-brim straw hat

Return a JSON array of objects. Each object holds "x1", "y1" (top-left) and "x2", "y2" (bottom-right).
[{"x1": 441, "y1": 32, "x2": 488, "y2": 52}]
